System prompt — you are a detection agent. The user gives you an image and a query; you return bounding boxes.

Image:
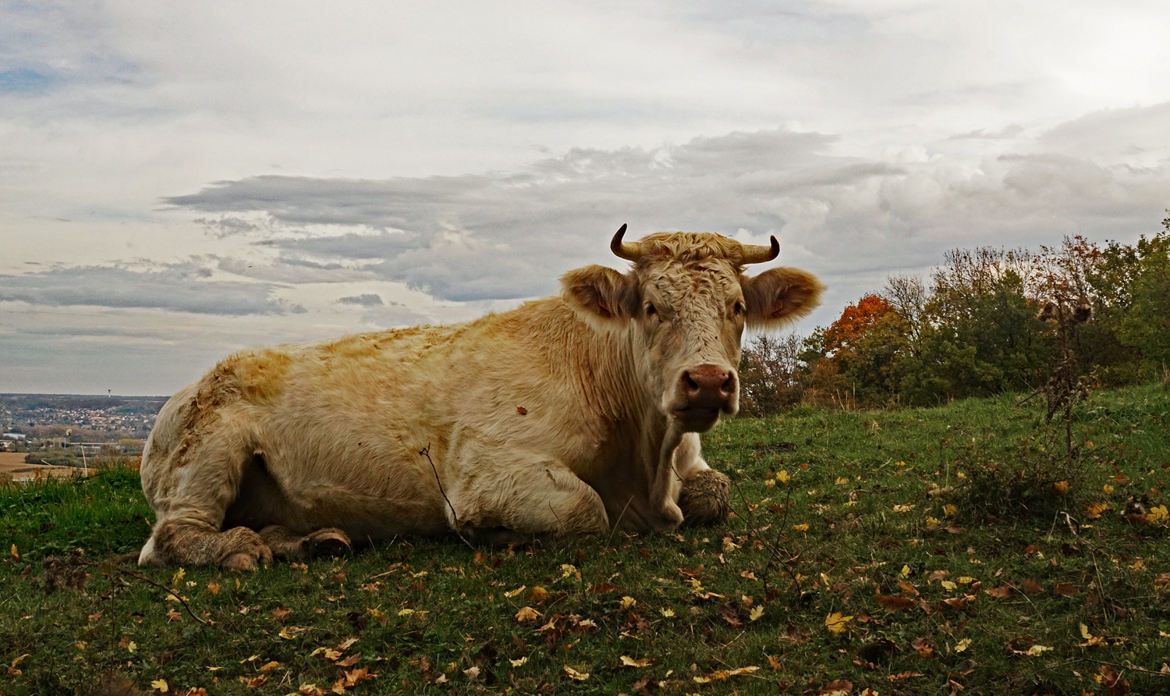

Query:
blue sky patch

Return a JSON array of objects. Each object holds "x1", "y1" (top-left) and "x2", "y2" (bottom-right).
[{"x1": 0, "y1": 67, "x2": 56, "y2": 94}]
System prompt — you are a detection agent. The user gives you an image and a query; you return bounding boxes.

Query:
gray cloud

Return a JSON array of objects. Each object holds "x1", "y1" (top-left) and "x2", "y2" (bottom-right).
[
  {"x1": 0, "y1": 261, "x2": 302, "y2": 315},
  {"x1": 337, "y1": 293, "x2": 383, "y2": 307},
  {"x1": 161, "y1": 116, "x2": 1170, "y2": 314}
]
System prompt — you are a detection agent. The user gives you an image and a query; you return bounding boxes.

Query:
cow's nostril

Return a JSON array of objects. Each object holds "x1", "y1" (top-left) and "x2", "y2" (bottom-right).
[
  {"x1": 721, "y1": 373, "x2": 735, "y2": 395},
  {"x1": 683, "y1": 371, "x2": 700, "y2": 392}
]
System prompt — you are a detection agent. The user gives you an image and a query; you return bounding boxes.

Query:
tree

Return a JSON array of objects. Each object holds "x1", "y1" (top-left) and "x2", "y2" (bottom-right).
[
  {"x1": 1119, "y1": 235, "x2": 1170, "y2": 372},
  {"x1": 738, "y1": 333, "x2": 807, "y2": 414}
]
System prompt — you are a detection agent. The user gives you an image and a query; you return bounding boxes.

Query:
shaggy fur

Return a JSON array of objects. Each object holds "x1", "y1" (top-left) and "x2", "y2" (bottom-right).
[{"x1": 138, "y1": 228, "x2": 823, "y2": 568}]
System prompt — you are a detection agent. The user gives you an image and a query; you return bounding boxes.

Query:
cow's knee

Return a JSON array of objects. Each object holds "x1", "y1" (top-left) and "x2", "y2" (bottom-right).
[
  {"x1": 679, "y1": 469, "x2": 731, "y2": 526},
  {"x1": 144, "y1": 518, "x2": 273, "y2": 570}
]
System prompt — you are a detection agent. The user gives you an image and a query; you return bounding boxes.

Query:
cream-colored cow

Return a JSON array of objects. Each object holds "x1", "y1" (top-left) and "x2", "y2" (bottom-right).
[{"x1": 138, "y1": 226, "x2": 823, "y2": 568}]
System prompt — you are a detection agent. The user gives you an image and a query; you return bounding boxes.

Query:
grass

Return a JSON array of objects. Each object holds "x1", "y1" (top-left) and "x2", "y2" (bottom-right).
[{"x1": 2, "y1": 384, "x2": 1169, "y2": 695}]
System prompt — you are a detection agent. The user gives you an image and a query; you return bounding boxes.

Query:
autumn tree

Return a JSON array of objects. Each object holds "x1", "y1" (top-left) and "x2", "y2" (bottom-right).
[{"x1": 738, "y1": 333, "x2": 806, "y2": 414}]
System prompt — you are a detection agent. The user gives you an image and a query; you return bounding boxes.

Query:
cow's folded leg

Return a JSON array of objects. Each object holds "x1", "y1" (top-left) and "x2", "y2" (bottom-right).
[
  {"x1": 260, "y1": 525, "x2": 351, "y2": 560},
  {"x1": 143, "y1": 518, "x2": 273, "y2": 570},
  {"x1": 678, "y1": 468, "x2": 731, "y2": 526},
  {"x1": 448, "y1": 463, "x2": 609, "y2": 538}
]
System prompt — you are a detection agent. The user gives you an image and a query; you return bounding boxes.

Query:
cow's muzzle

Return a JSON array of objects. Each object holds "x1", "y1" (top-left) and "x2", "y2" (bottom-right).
[{"x1": 672, "y1": 364, "x2": 737, "y2": 431}]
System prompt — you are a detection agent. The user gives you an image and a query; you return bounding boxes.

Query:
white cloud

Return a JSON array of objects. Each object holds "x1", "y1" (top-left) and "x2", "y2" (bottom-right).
[{"x1": 2, "y1": 1, "x2": 1170, "y2": 393}]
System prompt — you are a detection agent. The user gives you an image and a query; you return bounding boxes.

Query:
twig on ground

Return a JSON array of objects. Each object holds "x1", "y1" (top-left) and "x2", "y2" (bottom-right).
[{"x1": 419, "y1": 444, "x2": 475, "y2": 551}]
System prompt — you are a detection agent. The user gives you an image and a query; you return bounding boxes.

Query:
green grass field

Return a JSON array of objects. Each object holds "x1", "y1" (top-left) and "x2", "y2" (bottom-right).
[{"x1": 2, "y1": 384, "x2": 1168, "y2": 695}]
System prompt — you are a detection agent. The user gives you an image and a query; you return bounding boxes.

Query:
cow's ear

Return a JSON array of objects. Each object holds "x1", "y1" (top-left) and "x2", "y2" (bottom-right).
[
  {"x1": 561, "y1": 265, "x2": 638, "y2": 328},
  {"x1": 742, "y1": 267, "x2": 825, "y2": 328}
]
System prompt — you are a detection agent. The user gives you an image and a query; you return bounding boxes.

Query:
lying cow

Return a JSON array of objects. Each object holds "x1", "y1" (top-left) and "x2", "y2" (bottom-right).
[{"x1": 138, "y1": 226, "x2": 823, "y2": 568}]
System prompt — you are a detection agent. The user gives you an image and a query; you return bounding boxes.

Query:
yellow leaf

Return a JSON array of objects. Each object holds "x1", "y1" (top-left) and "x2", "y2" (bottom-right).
[
  {"x1": 925, "y1": 516, "x2": 939, "y2": 529},
  {"x1": 660, "y1": 607, "x2": 675, "y2": 617},
  {"x1": 954, "y1": 638, "x2": 972, "y2": 653},
  {"x1": 620, "y1": 596, "x2": 637, "y2": 609},
  {"x1": 1025, "y1": 644, "x2": 1053, "y2": 656},
  {"x1": 171, "y1": 567, "x2": 186, "y2": 585},
  {"x1": 529, "y1": 586, "x2": 548, "y2": 602},
  {"x1": 620, "y1": 655, "x2": 652, "y2": 668},
  {"x1": 824, "y1": 611, "x2": 853, "y2": 635},
  {"x1": 956, "y1": 576, "x2": 976, "y2": 585},
  {"x1": 560, "y1": 564, "x2": 578, "y2": 578},
  {"x1": 835, "y1": 477, "x2": 850, "y2": 485},
  {"x1": 504, "y1": 585, "x2": 526, "y2": 598},
  {"x1": 259, "y1": 661, "x2": 280, "y2": 672},
  {"x1": 563, "y1": 665, "x2": 590, "y2": 681},
  {"x1": 510, "y1": 656, "x2": 528, "y2": 667},
  {"x1": 1053, "y1": 480, "x2": 1070, "y2": 493},
  {"x1": 943, "y1": 504, "x2": 958, "y2": 516},
  {"x1": 775, "y1": 470, "x2": 790, "y2": 484},
  {"x1": 1148, "y1": 505, "x2": 1169, "y2": 524},
  {"x1": 206, "y1": 580, "x2": 221, "y2": 595},
  {"x1": 9, "y1": 544, "x2": 20, "y2": 562},
  {"x1": 792, "y1": 523, "x2": 809, "y2": 532},
  {"x1": 1079, "y1": 623, "x2": 1094, "y2": 640},
  {"x1": 749, "y1": 605, "x2": 765, "y2": 622},
  {"x1": 514, "y1": 606, "x2": 542, "y2": 623},
  {"x1": 1103, "y1": 483, "x2": 1114, "y2": 494},
  {"x1": 893, "y1": 503, "x2": 914, "y2": 513},
  {"x1": 940, "y1": 580, "x2": 957, "y2": 591},
  {"x1": 150, "y1": 679, "x2": 169, "y2": 693},
  {"x1": 127, "y1": 641, "x2": 137, "y2": 653},
  {"x1": 900, "y1": 564, "x2": 911, "y2": 578}
]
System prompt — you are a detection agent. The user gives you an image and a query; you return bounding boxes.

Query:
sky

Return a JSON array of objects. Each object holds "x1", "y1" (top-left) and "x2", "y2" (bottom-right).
[{"x1": 2, "y1": 1, "x2": 1169, "y2": 395}]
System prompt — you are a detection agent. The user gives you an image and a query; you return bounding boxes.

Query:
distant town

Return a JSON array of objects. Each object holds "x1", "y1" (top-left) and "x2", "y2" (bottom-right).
[{"x1": 1, "y1": 394, "x2": 167, "y2": 476}]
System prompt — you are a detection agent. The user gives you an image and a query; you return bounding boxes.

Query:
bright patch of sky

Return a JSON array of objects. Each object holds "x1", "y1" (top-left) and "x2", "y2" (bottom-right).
[{"x1": 2, "y1": 0, "x2": 1169, "y2": 394}]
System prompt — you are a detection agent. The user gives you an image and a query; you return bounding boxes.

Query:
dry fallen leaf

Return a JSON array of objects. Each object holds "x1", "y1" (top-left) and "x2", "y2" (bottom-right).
[
  {"x1": 514, "y1": 606, "x2": 542, "y2": 623},
  {"x1": 620, "y1": 655, "x2": 653, "y2": 668},
  {"x1": 824, "y1": 611, "x2": 853, "y2": 635},
  {"x1": 563, "y1": 665, "x2": 590, "y2": 681},
  {"x1": 150, "y1": 679, "x2": 168, "y2": 693}
]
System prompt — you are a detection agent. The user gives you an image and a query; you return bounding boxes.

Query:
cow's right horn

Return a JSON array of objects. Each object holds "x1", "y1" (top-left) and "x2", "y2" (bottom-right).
[
  {"x1": 610, "y1": 223, "x2": 642, "y2": 261},
  {"x1": 740, "y1": 236, "x2": 780, "y2": 264}
]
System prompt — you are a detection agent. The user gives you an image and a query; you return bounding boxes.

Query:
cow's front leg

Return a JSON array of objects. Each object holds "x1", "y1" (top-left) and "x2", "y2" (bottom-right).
[
  {"x1": 678, "y1": 469, "x2": 731, "y2": 526},
  {"x1": 672, "y1": 432, "x2": 731, "y2": 526},
  {"x1": 445, "y1": 457, "x2": 609, "y2": 539}
]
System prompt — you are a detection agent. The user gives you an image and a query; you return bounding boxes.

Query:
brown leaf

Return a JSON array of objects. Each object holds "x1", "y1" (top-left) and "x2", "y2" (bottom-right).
[
  {"x1": 1021, "y1": 579, "x2": 1044, "y2": 595},
  {"x1": 875, "y1": 594, "x2": 915, "y2": 612},
  {"x1": 1053, "y1": 582, "x2": 1079, "y2": 597},
  {"x1": 911, "y1": 637, "x2": 934, "y2": 657},
  {"x1": 272, "y1": 607, "x2": 292, "y2": 619},
  {"x1": 985, "y1": 585, "x2": 1012, "y2": 598}
]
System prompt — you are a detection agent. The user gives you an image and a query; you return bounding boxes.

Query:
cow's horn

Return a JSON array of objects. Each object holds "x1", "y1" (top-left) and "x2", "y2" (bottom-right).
[
  {"x1": 741, "y1": 236, "x2": 780, "y2": 264},
  {"x1": 610, "y1": 223, "x2": 642, "y2": 261}
]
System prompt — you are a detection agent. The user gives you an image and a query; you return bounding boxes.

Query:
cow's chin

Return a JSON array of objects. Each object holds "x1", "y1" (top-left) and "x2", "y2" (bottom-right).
[{"x1": 671, "y1": 406, "x2": 725, "y2": 433}]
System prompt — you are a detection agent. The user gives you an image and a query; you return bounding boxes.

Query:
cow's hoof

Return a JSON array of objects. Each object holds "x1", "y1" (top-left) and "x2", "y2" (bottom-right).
[
  {"x1": 223, "y1": 550, "x2": 264, "y2": 571},
  {"x1": 679, "y1": 469, "x2": 731, "y2": 526},
  {"x1": 303, "y1": 528, "x2": 351, "y2": 558},
  {"x1": 220, "y1": 528, "x2": 274, "y2": 571}
]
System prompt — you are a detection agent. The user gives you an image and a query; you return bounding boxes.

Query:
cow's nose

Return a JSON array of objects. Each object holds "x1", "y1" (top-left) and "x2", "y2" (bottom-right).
[{"x1": 681, "y1": 365, "x2": 736, "y2": 407}]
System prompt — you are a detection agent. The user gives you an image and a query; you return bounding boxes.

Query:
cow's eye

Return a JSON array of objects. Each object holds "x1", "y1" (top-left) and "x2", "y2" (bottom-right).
[
  {"x1": 733, "y1": 300, "x2": 747, "y2": 316},
  {"x1": 644, "y1": 302, "x2": 658, "y2": 317}
]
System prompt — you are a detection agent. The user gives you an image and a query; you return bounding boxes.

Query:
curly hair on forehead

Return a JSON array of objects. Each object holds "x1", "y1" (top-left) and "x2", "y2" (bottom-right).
[{"x1": 633, "y1": 232, "x2": 757, "y2": 268}]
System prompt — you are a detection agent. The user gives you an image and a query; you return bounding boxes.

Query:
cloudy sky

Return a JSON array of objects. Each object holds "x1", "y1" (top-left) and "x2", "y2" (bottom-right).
[{"x1": 2, "y1": 1, "x2": 1169, "y2": 395}]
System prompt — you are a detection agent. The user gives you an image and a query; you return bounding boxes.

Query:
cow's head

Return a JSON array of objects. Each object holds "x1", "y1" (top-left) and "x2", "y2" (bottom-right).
[{"x1": 562, "y1": 225, "x2": 824, "y2": 432}]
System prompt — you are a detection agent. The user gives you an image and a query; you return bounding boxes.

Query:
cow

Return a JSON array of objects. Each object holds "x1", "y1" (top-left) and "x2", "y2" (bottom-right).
[{"x1": 137, "y1": 225, "x2": 824, "y2": 569}]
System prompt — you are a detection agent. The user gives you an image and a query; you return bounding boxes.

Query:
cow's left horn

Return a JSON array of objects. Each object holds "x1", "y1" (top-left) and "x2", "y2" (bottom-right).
[
  {"x1": 610, "y1": 223, "x2": 642, "y2": 261},
  {"x1": 741, "y1": 236, "x2": 780, "y2": 264}
]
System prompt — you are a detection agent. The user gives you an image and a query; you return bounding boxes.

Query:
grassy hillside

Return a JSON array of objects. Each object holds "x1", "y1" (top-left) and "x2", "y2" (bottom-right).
[{"x1": 2, "y1": 384, "x2": 1168, "y2": 695}]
